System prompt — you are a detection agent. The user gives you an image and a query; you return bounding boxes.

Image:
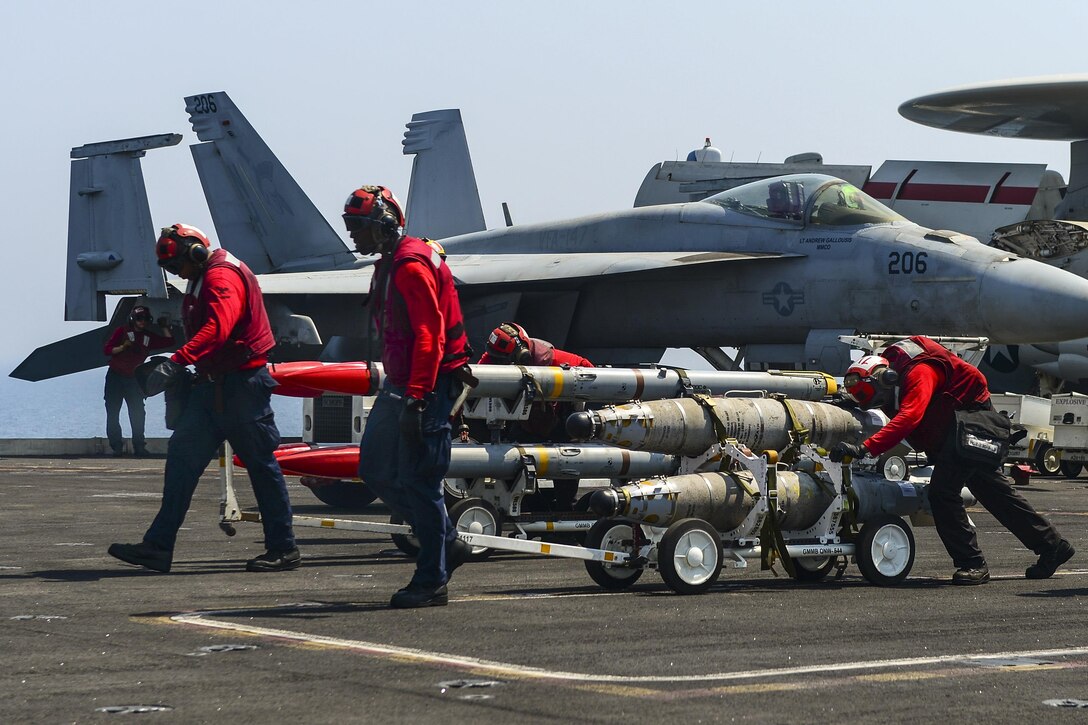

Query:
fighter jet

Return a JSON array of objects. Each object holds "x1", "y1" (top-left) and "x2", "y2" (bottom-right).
[{"x1": 15, "y1": 90, "x2": 1088, "y2": 381}]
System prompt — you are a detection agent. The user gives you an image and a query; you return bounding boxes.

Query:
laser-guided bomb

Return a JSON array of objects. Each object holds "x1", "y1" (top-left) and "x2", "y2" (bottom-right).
[
  {"x1": 589, "y1": 468, "x2": 944, "y2": 534},
  {"x1": 567, "y1": 396, "x2": 885, "y2": 456},
  {"x1": 578, "y1": 440, "x2": 969, "y2": 593}
]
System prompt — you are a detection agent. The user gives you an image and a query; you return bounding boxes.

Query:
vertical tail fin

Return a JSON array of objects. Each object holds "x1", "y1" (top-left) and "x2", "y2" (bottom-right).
[
  {"x1": 65, "y1": 134, "x2": 179, "y2": 321},
  {"x1": 185, "y1": 92, "x2": 356, "y2": 273},
  {"x1": 402, "y1": 109, "x2": 487, "y2": 238}
]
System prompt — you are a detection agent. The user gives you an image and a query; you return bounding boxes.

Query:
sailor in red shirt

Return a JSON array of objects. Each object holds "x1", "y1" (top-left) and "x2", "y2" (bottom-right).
[
  {"x1": 478, "y1": 322, "x2": 594, "y2": 510},
  {"x1": 345, "y1": 185, "x2": 472, "y2": 609},
  {"x1": 109, "y1": 224, "x2": 298, "y2": 575},
  {"x1": 833, "y1": 336, "x2": 1073, "y2": 584},
  {"x1": 102, "y1": 306, "x2": 173, "y2": 456}
]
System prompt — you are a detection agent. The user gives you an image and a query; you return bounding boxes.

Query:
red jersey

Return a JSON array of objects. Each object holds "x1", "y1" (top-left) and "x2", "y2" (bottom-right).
[
  {"x1": 104, "y1": 325, "x2": 174, "y2": 377},
  {"x1": 863, "y1": 336, "x2": 989, "y2": 457},
  {"x1": 375, "y1": 237, "x2": 470, "y2": 398}
]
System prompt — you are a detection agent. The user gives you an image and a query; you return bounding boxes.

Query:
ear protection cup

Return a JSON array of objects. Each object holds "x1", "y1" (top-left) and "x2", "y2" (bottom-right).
[
  {"x1": 876, "y1": 368, "x2": 899, "y2": 386},
  {"x1": 512, "y1": 344, "x2": 532, "y2": 365},
  {"x1": 187, "y1": 241, "x2": 210, "y2": 264}
]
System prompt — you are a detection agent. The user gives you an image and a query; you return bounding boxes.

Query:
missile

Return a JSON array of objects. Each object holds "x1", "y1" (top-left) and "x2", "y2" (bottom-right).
[
  {"x1": 258, "y1": 442, "x2": 678, "y2": 481},
  {"x1": 589, "y1": 470, "x2": 947, "y2": 532},
  {"x1": 268, "y1": 361, "x2": 374, "y2": 397},
  {"x1": 266, "y1": 361, "x2": 836, "y2": 403},
  {"x1": 567, "y1": 397, "x2": 881, "y2": 456}
]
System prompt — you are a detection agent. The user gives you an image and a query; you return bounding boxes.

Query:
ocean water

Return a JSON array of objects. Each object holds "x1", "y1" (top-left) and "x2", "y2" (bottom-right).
[{"x1": 0, "y1": 365, "x2": 303, "y2": 439}]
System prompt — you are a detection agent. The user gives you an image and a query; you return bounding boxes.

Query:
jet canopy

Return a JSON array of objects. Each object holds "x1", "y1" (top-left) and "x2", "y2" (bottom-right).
[{"x1": 703, "y1": 174, "x2": 905, "y2": 227}]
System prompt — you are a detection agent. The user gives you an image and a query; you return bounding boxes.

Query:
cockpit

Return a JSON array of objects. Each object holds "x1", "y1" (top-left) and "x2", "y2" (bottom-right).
[{"x1": 703, "y1": 174, "x2": 906, "y2": 227}]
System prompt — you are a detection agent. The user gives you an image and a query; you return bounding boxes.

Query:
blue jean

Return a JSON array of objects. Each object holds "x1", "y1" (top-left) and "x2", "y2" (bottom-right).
[
  {"x1": 359, "y1": 374, "x2": 458, "y2": 589},
  {"x1": 104, "y1": 369, "x2": 146, "y2": 453},
  {"x1": 144, "y1": 367, "x2": 295, "y2": 553}
]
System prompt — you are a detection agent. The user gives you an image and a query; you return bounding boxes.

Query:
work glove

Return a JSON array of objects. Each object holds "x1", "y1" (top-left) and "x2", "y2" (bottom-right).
[
  {"x1": 135, "y1": 356, "x2": 188, "y2": 397},
  {"x1": 400, "y1": 396, "x2": 427, "y2": 443},
  {"x1": 829, "y1": 441, "x2": 866, "y2": 463}
]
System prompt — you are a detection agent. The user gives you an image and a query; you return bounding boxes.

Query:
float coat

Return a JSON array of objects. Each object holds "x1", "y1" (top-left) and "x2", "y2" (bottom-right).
[{"x1": 569, "y1": 397, "x2": 879, "y2": 456}]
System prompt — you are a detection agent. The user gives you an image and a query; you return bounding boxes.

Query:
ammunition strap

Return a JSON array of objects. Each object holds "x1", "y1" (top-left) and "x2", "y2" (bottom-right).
[
  {"x1": 760, "y1": 462, "x2": 796, "y2": 577},
  {"x1": 773, "y1": 394, "x2": 810, "y2": 464},
  {"x1": 690, "y1": 393, "x2": 759, "y2": 497}
]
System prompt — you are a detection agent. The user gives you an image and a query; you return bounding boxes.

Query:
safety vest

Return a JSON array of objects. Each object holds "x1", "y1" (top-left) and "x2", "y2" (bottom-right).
[
  {"x1": 377, "y1": 237, "x2": 471, "y2": 384},
  {"x1": 882, "y1": 335, "x2": 989, "y2": 453},
  {"x1": 182, "y1": 249, "x2": 276, "y2": 376}
]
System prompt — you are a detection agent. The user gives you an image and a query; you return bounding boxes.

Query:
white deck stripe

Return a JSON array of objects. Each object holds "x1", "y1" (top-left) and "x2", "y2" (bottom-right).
[{"x1": 169, "y1": 605, "x2": 1088, "y2": 684}]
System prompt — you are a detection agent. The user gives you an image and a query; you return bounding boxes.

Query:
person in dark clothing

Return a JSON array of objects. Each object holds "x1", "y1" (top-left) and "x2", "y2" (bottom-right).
[
  {"x1": 346, "y1": 185, "x2": 473, "y2": 609},
  {"x1": 108, "y1": 223, "x2": 299, "y2": 574},
  {"x1": 832, "y1": 336, "x2": 1074, "y2": 585},
  {"x1": 478, "y1": 322, "x2": 594, "y2": 511},
  {"x1": 102, "y1": 306, "x2": 173, "y2": 456}
]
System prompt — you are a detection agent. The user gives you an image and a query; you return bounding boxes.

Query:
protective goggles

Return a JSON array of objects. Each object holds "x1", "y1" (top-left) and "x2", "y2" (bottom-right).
[
  {"x1": 843, "y1": 371, "x2": 866, "y2": 388},
  {"x1": 158, "y1": 257, "x2": 186, "y2": 274},
  {"x1": 343, "y1": 213, "x2": 378, "y2": 232}
]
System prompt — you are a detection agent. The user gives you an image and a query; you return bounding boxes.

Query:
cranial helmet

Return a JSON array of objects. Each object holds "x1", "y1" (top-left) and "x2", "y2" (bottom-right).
[
  {"x1": 486, "y1": 322, "x2": 531, "y2": 365},
  {"x1": 156, "y1": 223, "x2": 211, "y2": 272},
  {"x1": 843, "y1": 354, "x2": 899, "y2": 407},
  {"x1": 129, "y1": 306, "x2": 152, "y2": 324},
  {"x1": 342, "y1": 185, "x2": 405, "y2": 253}
]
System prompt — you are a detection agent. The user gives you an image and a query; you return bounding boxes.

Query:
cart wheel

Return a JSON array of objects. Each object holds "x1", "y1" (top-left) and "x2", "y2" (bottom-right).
[
  {"x1": 856, "y1": 515, "x2": 915, "y2": 586},
  {"x1": 1060, "y1": 460, "x2": 1083, "y2": 479},
  {"x1": 448, "y1": 498, "x2": 501, "y2": 561},
  {"x1": 389, "y1": 512, "x2": 419, "y2": 558},
  {"x1": 1035, "y1": 443, "x2": 1062, "y2": 477},
  {"x1": 583, "y1": 518, "x2": 643, "y2": 590},
  {"x1": 792, "y1": 556, "x2": 838, "y2": 582},
  {"x1": 658, "y1": 518, "x2": 722, "y2": 595},
  {"x1": 879, "y1": 454, "x2": 909, "y2": 482},
  {"x1": 302, "y1": 478, "x2": 378, "y2": 510},
  {"x1": 443, "y1": 477, "x2": 472, "y2": 507}
]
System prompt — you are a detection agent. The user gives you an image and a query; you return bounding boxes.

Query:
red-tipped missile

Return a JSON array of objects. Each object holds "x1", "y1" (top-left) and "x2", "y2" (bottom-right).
[
  {"x1": 261, "y1": 442, "x2": 678, "y2": 481},
  {"x1": 267, "y1": 361, "x2": 376, "y2": 397},
  {"x1": 275, "y1": 444, "x2": 359, "y2": 479},
  {"x1": 266, "y1": 360, "x2": 834, "y2": 403},
  {"x1": 233, "y1": 442, "x2": 316, "y2": 469}
]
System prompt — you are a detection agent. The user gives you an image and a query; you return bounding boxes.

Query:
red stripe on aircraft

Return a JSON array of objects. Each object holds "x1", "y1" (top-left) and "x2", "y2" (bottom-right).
[
  {"x1": 862, "y1": 181, "x2": 897, "y2": 199},
  {"x1": 897, "y1": 183, "x2": 989, "y2": 203},
  {"x1": 864, "y1": 176, "x2": 1037, "y2": 205},
  {"x1": 989, "y1": 185, "x2": 1037, "y2": 205}
]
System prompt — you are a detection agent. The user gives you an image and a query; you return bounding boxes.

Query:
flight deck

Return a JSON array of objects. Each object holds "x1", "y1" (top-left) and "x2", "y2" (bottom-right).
[{"x1": 2, "y1": 456, "x2": 1086, "y2": 722}]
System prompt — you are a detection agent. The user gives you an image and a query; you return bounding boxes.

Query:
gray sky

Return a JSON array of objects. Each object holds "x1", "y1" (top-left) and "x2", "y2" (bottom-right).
[{"x1": 3, "y1": 0, "x2": 1088, "y2": 374}]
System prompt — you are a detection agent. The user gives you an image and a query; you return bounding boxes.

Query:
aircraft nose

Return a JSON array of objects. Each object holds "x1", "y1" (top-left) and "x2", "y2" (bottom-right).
[{"x1": 980, "y1": 259, "x2": 1088, "y2": 342}]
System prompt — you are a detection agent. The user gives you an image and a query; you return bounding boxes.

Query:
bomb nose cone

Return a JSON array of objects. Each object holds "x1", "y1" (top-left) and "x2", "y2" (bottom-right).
[
  {"x1": 566, "y1": 411, "x2": 597, "y2": 440},
  {"x1": 981, "y1": 259, "x2": 1088, "y2": 342},
  {"x1": 589, "y1": 489, "x2": 620, "y2": 517}
]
